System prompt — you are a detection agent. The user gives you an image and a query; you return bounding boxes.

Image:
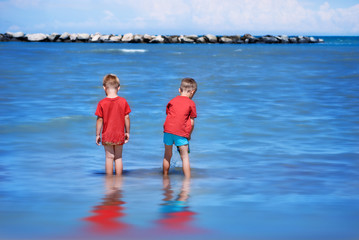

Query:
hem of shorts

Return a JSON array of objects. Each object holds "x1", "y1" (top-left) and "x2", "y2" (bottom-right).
[{"x1": 102, "y1": 141, "x2": 125, "y2": 146}]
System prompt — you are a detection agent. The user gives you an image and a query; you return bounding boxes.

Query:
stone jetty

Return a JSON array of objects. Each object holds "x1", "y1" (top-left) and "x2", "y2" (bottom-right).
[{"x1": 1, "y1": 32, "x2": 324, "y2": 44}]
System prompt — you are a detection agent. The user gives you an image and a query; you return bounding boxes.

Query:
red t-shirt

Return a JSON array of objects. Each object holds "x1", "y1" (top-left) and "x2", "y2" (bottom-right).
[
  {"x1": 95, "y1": 96, "x2": 131, "y2": 145},
  {"x1": 164, "y1": 96, "x2": 197, "y2": 138}
]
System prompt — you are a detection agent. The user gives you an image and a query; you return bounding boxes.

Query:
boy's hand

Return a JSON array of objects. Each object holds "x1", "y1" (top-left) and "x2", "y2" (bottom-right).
[
  {"x1": 124, "y1": 133, "x2": 130, "y2": 143},
  {"x1": 187, "y1": 135, "x2": 191, "y2": 141},
  {"x1": 96, "y1": 135, "x2": 101, "y2": 145}
]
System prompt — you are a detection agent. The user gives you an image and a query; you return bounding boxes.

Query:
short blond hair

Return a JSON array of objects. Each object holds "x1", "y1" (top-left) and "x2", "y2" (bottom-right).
[
  {"x1": 103, "y1": 74, "x2": 120, "y2": 89},
  {"x1": 180, "y1": 78, "x2": 197, "y2": 93}
]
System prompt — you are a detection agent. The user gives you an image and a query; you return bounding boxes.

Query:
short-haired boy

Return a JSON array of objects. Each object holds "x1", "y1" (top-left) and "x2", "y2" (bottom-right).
[
  {"x1": 95, "y1": 74, "x2": 131, "y2": 175},
  {"x1": 163, "y1": 78, "x2": 197, "y2": 177}
]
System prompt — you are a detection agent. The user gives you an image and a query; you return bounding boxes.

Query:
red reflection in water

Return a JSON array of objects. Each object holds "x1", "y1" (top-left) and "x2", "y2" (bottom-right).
[
  {"x1": 156, "y1": 176, "x2": 201, "y2": 234},
  {"x1": 83, "y1": 175, "x2": 130, "y2": 234}
]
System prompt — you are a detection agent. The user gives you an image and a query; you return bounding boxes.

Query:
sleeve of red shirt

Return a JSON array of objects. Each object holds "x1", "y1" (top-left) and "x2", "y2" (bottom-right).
[
  {"x1": 190, "y1": 102, "x2": 197, "y2": 118},
  {"x1": 95, "y1": 102, "x2": 103, "y2": 117},
  {"x1": 124, "y1": 100, "x2": 131, "y2": 115}
]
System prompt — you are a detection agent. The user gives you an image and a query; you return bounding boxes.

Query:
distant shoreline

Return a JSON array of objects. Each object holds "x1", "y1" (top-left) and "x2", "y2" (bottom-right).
[{"x1": 1, "y1": 32, "x2": 324, "y2": 44}]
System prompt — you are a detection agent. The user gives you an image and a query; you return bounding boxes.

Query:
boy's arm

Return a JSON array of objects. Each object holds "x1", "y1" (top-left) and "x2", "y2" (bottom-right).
[
  {"x1": 188, "y1": 117, "x2": 195, "y2": 140},
  {"x1": 96, "y1": 116, "x2": 103, "y2": 145},
  {"x1": 124, "y1": 114, "x2": 130, "y2": 143}
]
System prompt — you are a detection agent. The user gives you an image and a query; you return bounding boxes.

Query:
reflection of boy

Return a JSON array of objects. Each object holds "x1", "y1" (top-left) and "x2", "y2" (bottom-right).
[
  {"x1": 83, "y1": 176, "x2": 129, "y2": 233},
  {"x1": 158, "y1": 176, "x2": 196, "y2": 232},
  {"x1": 95, "y1": 74, "x2": 131, "y2": 175},
  {"x1": 163, "y1": 78, "x2": 197, "y2": 177}
]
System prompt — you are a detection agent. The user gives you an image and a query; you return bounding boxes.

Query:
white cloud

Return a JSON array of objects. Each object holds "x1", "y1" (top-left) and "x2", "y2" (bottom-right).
[
  {"x1": 103, "y1": 10, "x2": 116, "y2": 21},
  {"x1": 7, "y1": 25, "x2": 21, "y2": 32}
]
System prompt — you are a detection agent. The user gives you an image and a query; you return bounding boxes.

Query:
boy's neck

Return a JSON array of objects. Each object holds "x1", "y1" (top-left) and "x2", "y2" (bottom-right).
[
  {"x1": 180, "y1": 92, "x2": 193, "y2": 99},
  {"x1": 107, "y1": 93, "x2": 118, "y2": 98},
  {"x1": 106, "y1": 90, "x2": 118, "y2": 98}
]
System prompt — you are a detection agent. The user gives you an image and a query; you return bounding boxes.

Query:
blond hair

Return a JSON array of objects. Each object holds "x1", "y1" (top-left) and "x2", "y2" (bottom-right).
[
  {"x1": 180, "y1": 78, "x2": 197, "y2": 93},
  {"x1": 103, "y1": 74, "x2": 120, "y2": 89}
]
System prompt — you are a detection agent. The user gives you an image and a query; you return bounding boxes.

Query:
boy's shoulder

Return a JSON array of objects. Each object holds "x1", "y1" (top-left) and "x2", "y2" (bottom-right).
[
  {"x1": 171, "y1": 95, "x2": 195, "y2": 104},
  {"x1": 99, "y1": 96, "x2": 128, "y2": 103}
]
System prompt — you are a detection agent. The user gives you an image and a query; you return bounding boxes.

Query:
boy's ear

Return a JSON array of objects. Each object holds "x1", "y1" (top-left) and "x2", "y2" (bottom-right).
[
  {"x1": 178, "y1": 88, "x2": 181, "y2": 94},
  {"x1": 118, "y1": 86, "x2": 121, "y2": 91},
  {"x1": 103, "y1": 86, "x2": 106, "y2": 91}
]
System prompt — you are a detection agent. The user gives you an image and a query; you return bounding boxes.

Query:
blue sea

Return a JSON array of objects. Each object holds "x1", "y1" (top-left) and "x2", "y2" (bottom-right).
[{"x1": 0, "y1": 37, "x2": 358, "y2": 240}]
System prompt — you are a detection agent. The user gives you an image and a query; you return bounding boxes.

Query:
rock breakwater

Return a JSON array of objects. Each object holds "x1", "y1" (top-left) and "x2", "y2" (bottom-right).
[{"x1": 1, "y1": 32, "x2": 324, "y2": 44}]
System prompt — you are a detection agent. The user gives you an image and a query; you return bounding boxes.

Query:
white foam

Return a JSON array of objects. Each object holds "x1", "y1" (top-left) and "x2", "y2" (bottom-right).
[
  {"x1": 119, "y1": 49, "x2": 148, "y2": 53},
  {"x1": 91, "y1": 49, "x2": 148, "y2": 54}
]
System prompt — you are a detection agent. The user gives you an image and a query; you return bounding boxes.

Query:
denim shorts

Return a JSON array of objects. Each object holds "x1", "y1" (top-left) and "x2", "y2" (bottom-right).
[{"x1": 163, "y1": 132, "x2": 189, "y2": 146}]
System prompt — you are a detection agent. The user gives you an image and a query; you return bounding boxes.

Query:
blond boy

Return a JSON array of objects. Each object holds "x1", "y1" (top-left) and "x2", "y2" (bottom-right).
[{"x1": 95, "y1": 74, "x2": 131, "y2": 175}]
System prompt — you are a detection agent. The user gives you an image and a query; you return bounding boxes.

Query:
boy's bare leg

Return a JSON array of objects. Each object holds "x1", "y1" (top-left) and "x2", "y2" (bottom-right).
[
  {"x1": 163, "y1": 144, "x2": 173, "y2": 176},
  {"x1": 114, "y1": 145, "x2": 123, "y2": 175},
  {"x1": 162, "y1": 175, "x2": 172, "y2": 201},
  {"x1": 178, "y1": 177, "x2": 190, "y2": 201},
  {"x1": 178, "y1": 145, "x2": 191, "y2": 178},
  {"x1": 104, "y1": 145, "x2": 115, "y2": 175}
]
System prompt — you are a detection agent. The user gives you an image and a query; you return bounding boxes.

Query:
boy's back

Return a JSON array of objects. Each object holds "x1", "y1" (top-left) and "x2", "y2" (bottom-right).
[
  {"x1": 164, "y1": 95, "x2": 197, "y2": 139},
  {"x1": 96, "y1": 96, "x2": 130, "y2": 145}
]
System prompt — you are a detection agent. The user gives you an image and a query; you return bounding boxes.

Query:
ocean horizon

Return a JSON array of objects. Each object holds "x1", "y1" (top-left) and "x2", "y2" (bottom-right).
[{"x1": 0, "y1": 36, "x2": 358, "y2": 240}]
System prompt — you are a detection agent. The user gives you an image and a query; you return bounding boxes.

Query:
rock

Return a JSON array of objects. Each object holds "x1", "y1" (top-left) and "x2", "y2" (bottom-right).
[
  {"x1": 26, "y1": 33, "x2": 48, "y2": 42},
  {"x1": 241, "y1": 34, "x2": 258, "y2": 43},
  {"x1": 108, "y1": 35, "x2": 122, "y2": 42},
  {"x1": 133, "y1": 34, "x2": 143, "y2": 43},
  {"x1": 48, "y1": 33, "x2": 60, "y2": 42},
  {"x1": 162, "y1": 36, "x2": 172, "y2": 43},
  {"x1": 179, "y1": 35, "x2": 194, "y2": 43},
  {"x1": 277, "y1": 35, "x2": 289, "y2": 43},
  {"x1": 297, "y1": 36, "x2": 309, "y2": 43},
  {"x1": 261, "y1": 35, "x2": 279, "y2": 43},
  {"x1": 122, "y1": 33, "x2": 134, "y2": 42},
  {"x1": 100, "y1": 35, "x2": 110, "y2": 42},
  {"x1": 150, "y1": 35, "x2": 165, "y2": 43},
  {"x1": 248, "y1": 37, "x2": 259, "y2": 43},
  {"x1": 309, "y1": 37, "x2": 318, "y2": 43},
  {"x1": 235, "y1": 39, "x2": 244, "y2": 44},
  {"x1": 59, "y1": 32, "x2": 70, "y2": 41},
  {"x1": 289, "y1": 37, "x2": 297, "y2": 43},
  {"x1": 0, "y1": 34, "x2": 9, "y2": 41},
  {"x1": 6, "y1": 32, "x2": 25, "y2": 39},
  {"x1": 90, "y1": 33, "x2": 101, "y2": 42},
  {"x1": 219, "y1": 37, "x2": 233, "y2": 43},
  {"x1": 196, "y1": 36, "x2": 207, "y2": 43},
  {"x1": 77, "y1": 33, "x2": 90, "y2": 41},
  {"x1": 230, "y1": 35, "x2": 241, "y2": 42},
  {"x1": 168, "y1": 35, "x2": 179, "y2": 43},
  {"x1": 185, "y1": 35, "x2": 198, "y2": 41},
  {"x1": 241, "y1": 33, "x2": 253, "y2": 40},
  {"x1": 70, "y1": 33, "x2": 78, "y2": 41},
  {"x1": 143, "y1": 34, "x2": 153, "y2": 43},
  {"x1": 204, "y1": 34, "x2": 217, "y2": 43}
]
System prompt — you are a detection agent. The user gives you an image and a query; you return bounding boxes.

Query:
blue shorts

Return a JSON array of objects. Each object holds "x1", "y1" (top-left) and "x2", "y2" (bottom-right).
[{"x1": 163, "y1": 133, "x2": 189, "y2": 146}]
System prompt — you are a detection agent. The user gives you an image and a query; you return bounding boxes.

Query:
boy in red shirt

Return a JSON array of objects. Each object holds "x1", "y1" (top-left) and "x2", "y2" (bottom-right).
[
  {"x1": 163, "y1": 78, "x2": 197, "y2": 177},
  {"x1": 95, "y1": 74, "x2": 131, "y2": 175}
]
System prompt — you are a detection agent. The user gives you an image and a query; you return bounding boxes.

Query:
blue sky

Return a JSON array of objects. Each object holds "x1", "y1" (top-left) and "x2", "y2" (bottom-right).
[{"x1": 0, "y1": 0, "x2": 358, "y2": 35}]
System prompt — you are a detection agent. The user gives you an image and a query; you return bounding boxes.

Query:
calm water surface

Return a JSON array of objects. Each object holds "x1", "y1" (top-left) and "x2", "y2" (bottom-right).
[{"x1": 0, "y1": 37, "x2": 358, "y2": 240}]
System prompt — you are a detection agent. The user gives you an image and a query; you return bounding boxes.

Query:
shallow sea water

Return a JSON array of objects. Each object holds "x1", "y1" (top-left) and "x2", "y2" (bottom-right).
[{"x1": 0, "y1": 37, "x2": 358, "y2": 240}]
